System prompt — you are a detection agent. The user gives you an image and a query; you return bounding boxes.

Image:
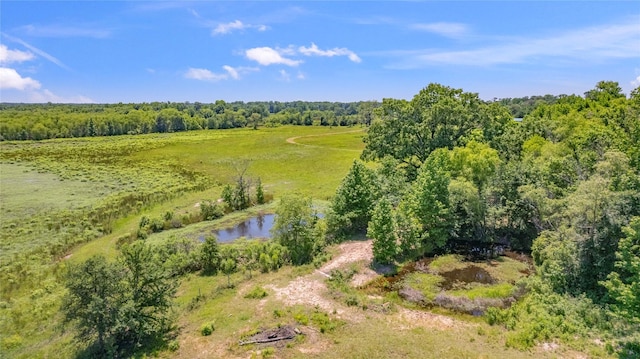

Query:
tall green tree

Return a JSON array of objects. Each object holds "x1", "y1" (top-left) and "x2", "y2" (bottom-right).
[
  {"x1": 399, "y1": 149, "x2": 452, "y2": 256},
  {"x1": 272, "y1": 193, "x2": 322, "y2": 265},
  {"x1": 368, "y1": 198, "x2": 397, "y2": 264},
  {"x1": 327, "y1": 160, "x2": 380, "y2": 239},
  {"x1": 362, "y1": 83, "x2": 509, "y2": 172},
  {"x1": 119, "y1": 242, "x2": 177, "y2": 348},
  {"x1": 200, "y1": 235, "x2": 220, "y2": 274},
  {"x1": 62, "y1": 244, "x2": 177, "y2": 357},
  {"x1": 602, "y1": 217, "x2": 640, "y2": 323},
  {"x1": 63, "y1": 256, "x2": 123, "y2": 356}
]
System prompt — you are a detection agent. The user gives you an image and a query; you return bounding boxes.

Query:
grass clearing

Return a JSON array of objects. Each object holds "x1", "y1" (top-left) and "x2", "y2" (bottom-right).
[
  {"x1": 450, "y1": 283, "x2": 516, "y2": 300},
  {"x1": 428, "y1": 254, "x2": 467, "y2": 273},
  {"x1": 401, "y1": 272, "x2": 444, "y2": 301}
]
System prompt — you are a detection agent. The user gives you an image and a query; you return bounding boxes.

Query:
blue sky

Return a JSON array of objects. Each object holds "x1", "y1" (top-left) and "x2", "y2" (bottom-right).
[{"x1": 1, "y1": 1, "x2": 639, "y2": 103}]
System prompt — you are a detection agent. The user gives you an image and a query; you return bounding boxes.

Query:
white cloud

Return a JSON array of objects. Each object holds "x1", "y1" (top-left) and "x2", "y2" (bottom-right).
[
  {"x1": 0, "y1": 67, "x2": 41, "y2": 90},
  {"x1": 0, "y1": 45, "x2": 34, "y2": 64},
  {"x1": 188, "y1": 8, "x2": 201, "y2": 19},
  {"x1": 212, "y1": 20, "x2": 268, "y2": 35},
  {"x1": 298, "y1": 43, "x2": 361, "y2": 63},
  {"x1": 410, "y1": 22, "x2": 468, "y2": 38},
  {"x1": 389, "y1": 18, "x2": 640, "y2": 68},
  {"x1": 185, "y1": 67, "x2": 228, "y2": 81},
  {"x1": 297, "y1": 71, "x2": 305, "y2": 80},
  {"x1": 632, "y1": 75, "x2": 640, "y2": 87},
  {"x1": 245, "y1": 47, "x2": 302, "y2": 66},
  {"x1": 185, "y1": 66, "x2": 258, "y2": 82},
  {"x1": 279, "y1": 69, "x2": 291, "y2": 82},
  {"x1": 28, "y1": 89, "x2": 94, "y2": 103},
  {"x1": 223, "y1": 65, "x2": 239, "y2": 79}
]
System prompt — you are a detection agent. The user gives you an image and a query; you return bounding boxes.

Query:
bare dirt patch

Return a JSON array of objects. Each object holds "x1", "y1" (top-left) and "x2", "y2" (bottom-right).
[
  {"x1": 267, "y1": 240, "x2": 375, "y2": 322},
  {"x1": 269, "y1": 239, "x2": 471, "y2": 333},
  {"x1": 393, "y1": 307, "x2": 467, "y2": 331}
]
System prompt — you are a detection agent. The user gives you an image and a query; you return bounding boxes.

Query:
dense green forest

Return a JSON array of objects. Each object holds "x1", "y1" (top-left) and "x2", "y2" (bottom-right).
[
  {"x1": 0, "y1": 101, "x2": 377, "y2": 140},
  {"x1": 1, "y1": 80, "x2": 639, "y2": 358},
  {"x1": 0, "y1": 93, "x2": 562, "y2": 141},
  {"x1": 341, "y1": 80, "x2": 640, "y2": 354}
]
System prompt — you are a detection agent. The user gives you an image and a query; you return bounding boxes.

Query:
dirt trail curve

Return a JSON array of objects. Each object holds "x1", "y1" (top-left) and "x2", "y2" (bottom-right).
[
  {"x1": 285, "y1": 128, "x2": 365, "y2": 147},
  {"x1": 266, "y1": 241, "x2": 374, "y2": 322},
  {"x1": 267, "y1": 240, "x2": 467, "y2": 330}
]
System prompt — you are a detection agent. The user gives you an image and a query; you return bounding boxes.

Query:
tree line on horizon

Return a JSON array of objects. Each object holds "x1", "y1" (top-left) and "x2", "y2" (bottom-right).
[{"x1": 0, "y1": 90, "x2": 592, "y2": 141}]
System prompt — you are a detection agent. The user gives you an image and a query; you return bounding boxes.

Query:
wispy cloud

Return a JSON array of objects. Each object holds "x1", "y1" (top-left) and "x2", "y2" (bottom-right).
[
  {"x1": 28, "y1": 89, "x2": 94, "y2": 103},
  {"x1": 351, "y1": 16, "x2": 396, "y2": 26},
  {"x1": 389, "y1": 19, "x2": 640, "y2": 68},
  {"x1": 212, "y1": 20, "x2": 268, "y2": 36},
  {"x1": 299, "y1": 43, "x2": 361, "y2": 63},
  {"x1": 1, "y1": 32, "x2": 70, "y2": 70},
  {"x1": 18, "y1": 24, "x2": 111, "y2": 38},
  {"x1": 0, "y1": 67, "x2": 41, "y2": 90},
  {"x1": 245, "y1": 47, "x2": 302, "y2": 66},
  {"x1": 632, "y1": 75, "x2": 640, "y2": 87},
  {"x1": 0, "y1": 44, "x2": 34, "y2": 64},
  {"x1": 185, "y1": 65, "x2": 257, "y2": 81},
  {"x1": 279, "y1": 69, "x2": 291, "y2": 82},
  {"x1": 410, "y1": 22, "x2": 468, "y2": 39},
  {"x1": 185, "y1": 68, "x2": 228, "y2": 81}
]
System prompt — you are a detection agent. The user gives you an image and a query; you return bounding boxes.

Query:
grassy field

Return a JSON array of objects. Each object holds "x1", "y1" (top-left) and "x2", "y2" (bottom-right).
[{"x1": 0, "y1": 126, "x2": 608, "y2": 358}]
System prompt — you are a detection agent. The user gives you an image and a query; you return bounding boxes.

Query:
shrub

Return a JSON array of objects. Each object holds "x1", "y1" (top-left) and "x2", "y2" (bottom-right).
[
  {"x1": 293, "y1": 312, "x2": 309, "y2": 325},
  {"x1": 200, "y1": 323, "x2": 215, "y2": 336},
  {"x1": 201, "y1": 200, "x2": 224, "y2": 221},
  {"x1": 167, "y1": 340, "x2": 180, "y2": 352},
  {"x1": 244, "y1": 286, "x2": 268, "y2": 299},
  {"x1": 311, "y1": 311, "x2": 340, "y2": 333}
]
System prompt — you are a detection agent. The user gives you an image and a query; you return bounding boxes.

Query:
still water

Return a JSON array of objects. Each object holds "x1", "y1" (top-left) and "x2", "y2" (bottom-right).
[{"x1": 206, "y1": 213, "x2": 275, "y2": 242}]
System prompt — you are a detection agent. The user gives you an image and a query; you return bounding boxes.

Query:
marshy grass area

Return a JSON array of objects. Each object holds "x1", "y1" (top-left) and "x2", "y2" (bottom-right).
[{"x1": 362, "y1": 254, "x2": 530, "y2": 316}]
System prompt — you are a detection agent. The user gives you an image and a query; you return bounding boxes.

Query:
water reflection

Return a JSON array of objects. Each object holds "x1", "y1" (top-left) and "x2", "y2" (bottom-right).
[{"x1": 209, "y1": 213, "x2": 275, "y2": 242}]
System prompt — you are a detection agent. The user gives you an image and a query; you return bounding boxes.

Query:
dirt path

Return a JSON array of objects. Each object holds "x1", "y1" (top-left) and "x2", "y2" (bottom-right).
[
  {"x1": 285, "y1": 128, "x2": 364, "y2": 148},
  {"x1": 266, "y1": 240, "x2": 374, "y2": 322},
  {"x1": 267, "y1": 240, "x2": 467, "y2": 331}
]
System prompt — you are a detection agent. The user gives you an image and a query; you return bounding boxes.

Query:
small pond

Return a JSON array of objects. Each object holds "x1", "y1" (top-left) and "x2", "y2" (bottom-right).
[
  {"x1": 439, "y1": 265, "x2": 493, "y2": 290},
  {"x1": 201, "y1": 213, "x2": 275, "y2": 242}
]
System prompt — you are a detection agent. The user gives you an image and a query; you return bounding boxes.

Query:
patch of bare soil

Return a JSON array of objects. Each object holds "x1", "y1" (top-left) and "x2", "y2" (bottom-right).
[
  {"x1": 393, "y1": 307, "x2": 467, "y2": 331},
  {"x1": 267, "y1": 240, "x2": 375, "y2": 322},
  {"x1": 269, "y1": 239, "x2": 470, "y2": 334}
]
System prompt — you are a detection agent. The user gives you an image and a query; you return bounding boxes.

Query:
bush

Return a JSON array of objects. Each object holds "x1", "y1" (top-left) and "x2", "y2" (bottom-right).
[
  {"x1": 200, "y1": 322, "x2": 215, "y2": 336},
  {"x1": 311, "y1": 311, "x2": 341, "y2": 333},
  {"x1": 167, "y1": 340, "x2": 180, "y2": 352},
  {"x1": 293, "y1": 312, "x2": 309, "y2": 325},
  {"x1": 201, "y1": 200, "x2": 224, "y2": 221},
  {"x1": 244, "y1": 286, "x2": 268, "y2": 299}
]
